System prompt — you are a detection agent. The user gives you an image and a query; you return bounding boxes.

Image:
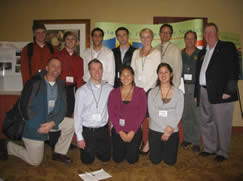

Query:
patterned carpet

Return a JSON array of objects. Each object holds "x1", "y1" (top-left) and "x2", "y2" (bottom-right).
[{"x1": 1, "y1": 132, "x2": 243, "y2": 181}]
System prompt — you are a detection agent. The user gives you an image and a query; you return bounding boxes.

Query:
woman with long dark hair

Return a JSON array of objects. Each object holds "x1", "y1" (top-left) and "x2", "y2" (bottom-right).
[{"x1": 148, "y1": 63, "x2": 184, "y2": 165}]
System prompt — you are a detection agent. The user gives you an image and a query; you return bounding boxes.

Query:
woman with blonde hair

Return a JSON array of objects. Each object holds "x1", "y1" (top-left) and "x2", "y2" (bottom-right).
[{"x1": 131, "y1": 28, "x2": 161, "y2": 154}]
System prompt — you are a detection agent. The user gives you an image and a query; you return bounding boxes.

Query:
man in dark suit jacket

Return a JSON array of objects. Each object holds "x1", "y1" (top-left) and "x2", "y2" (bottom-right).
[
  {"x1": 112, "y1": 27, "x2": 136, "y2": 88},
  {"x1": 194, "y1": 23, "x2": 239, "y2": 162}
]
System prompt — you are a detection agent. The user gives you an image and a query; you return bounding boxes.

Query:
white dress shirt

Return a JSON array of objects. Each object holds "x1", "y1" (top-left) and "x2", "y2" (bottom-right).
[
  {"x1": 74, "y1": 80, "x2": 113, "y2": 141},
  {"x1": 83, "y1": 46, "x2": 115, "y2": 86},
  {"x1": 131, "y1": 48, "x2": 161, "y2": 92},
  {"x1": 199, "y1": 42, "x2": 217, "y2": 86}
]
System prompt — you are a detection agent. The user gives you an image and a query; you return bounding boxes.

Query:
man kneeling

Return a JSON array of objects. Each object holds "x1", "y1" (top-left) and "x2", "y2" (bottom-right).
[
  {"x1": 74, "y1": 59, "x2": 112, "y2": 164},
  {"x1": 0, "y1": 57, "x2": 74, "y2": 166}
]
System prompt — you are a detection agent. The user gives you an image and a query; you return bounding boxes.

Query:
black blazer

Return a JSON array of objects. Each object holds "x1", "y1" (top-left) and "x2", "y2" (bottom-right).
[
  {"x1": 194, "y1": 40, "x2": 239, "y2": 105},
  {"x1": 112, "y1": 46, "x2": 136, "y2": 88}
]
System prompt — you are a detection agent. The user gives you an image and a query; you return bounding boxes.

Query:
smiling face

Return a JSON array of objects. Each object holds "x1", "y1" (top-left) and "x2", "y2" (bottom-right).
[
  {"x1": 92, "y1": 30, "x2": 103, "y2": 47},
  {"x1": 158, "y1": 65, "x2": 173, "y2": 85},
  {"x1": 120, "y1": 68, "x2": 134, "y2": 87},
  {"x1": 140, "y1": 30, "x2": 153, "y2": 48},
  {"x1": 204, "y1": 25, "x2": 218, "y2": 47},
  {"x1": 65, "y1": 34, "x2": 76, "y2": 50},
  {"x1": 185, "y1": 32, "x2": 197, "y2": 49},
  {"x1": 89, "y1": 62, "x2": 103, "y2": 83},
  {"x1": 46, "y1": 58, "x2": 62, "y2": 80},
  {"x1": 159, "y1": 26, "x2": 172, "y2": 44}
]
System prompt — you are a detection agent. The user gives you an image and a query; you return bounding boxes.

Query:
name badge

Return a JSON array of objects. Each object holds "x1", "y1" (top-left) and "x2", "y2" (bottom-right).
[
  {"x1": 159, "y1": 110, "x2": 168, "y2": 117},
  {"x1": 92, "y1": 113, "x2": 101, "y2": 122},
  {"x1": 48, "y1": 100, "x2": 55, "y2": 108},
  {"x1": 184, "y1": 74, "x2": 192, "y2": 81},
  {"x1": 66, "y1": 76, "x2": 74, "y2": 83},
  {"x1": 119, "y1": 119, "x2": 125, "y2": 127},
  {"x1": 138, "y1": 74, "x2": 146, "y2": 82}
]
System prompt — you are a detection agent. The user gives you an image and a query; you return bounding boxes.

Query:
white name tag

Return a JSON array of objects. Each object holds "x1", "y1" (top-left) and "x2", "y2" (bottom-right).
[
  {"x1": 184, "y1": 74, "x2": 192, "y2": 81},
  {"x1": 119, "y1": 119, "x2": 125, "y2": 127},
  {"x1": 48, "y1": 100, "x2": 55, "y2": 108},
  {"x1": 159, "y1": 110, "x2": 168, "y2": 117},
  {"x1": 138, "y1": 74, "x2": 146, "y2": 82},
  {"x1": 66, "y1": 76, "x2": 74, "y2": 83},
  {"x1": 92, "y1": 113, "x2": 101, "y2": 122}
]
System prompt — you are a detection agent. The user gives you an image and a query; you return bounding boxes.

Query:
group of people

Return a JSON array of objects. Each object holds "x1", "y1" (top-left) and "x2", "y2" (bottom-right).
[{"x1": 0, "y1": 21, "x2": 239, "y2": 167}]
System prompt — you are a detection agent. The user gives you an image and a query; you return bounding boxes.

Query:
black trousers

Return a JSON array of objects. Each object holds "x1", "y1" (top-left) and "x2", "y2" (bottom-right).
[
  {"x1": 80, "y1": 124, "x2": 111, "y2": 164},
  {"x1": 149, "y1": 129, "x2": 179, "y2": 165},
  {"x1": 65, "y1": 85, "x2": 75, "y2": 117},
  {"x1": 111, "y1": 128, "x2": 142, "y2": 164}
]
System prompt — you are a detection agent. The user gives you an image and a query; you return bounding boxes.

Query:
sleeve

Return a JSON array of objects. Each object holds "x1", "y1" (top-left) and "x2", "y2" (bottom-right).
[
  {"x1": 20, "y1": 46, "x2": 30, "y2": 85},
  {"x1": 74, "y1": 56, "x2": 84, "y2": 88},
  {"x1": 148, "y1": 89, "x2": 156, "y2": 122},
  {"x1": 133, "y1": 88, "x2": 147, "y2": 132},
  {"x1": 83, "y1": 50, "x2": 90, "y2": 83},
  {"x1": 130, "y1": 50, "x2": 137, "y2": 73},
  {"x1": 223, "y1": 42, "x2": 239, "y2": 95},
  {"x1": 167, "y1": 90, "x2": 184, "y2": 129},
  {"x1": 173, "y1": 48, "x2": 183, "y2": 87},
  {"x1": 106, "y1": 51, "x2": 115, "y2": 86},
  {"x1": 108, "y1": 89, "x2": 122, "y2": 133},
  {"x1": 74, "y1": 89, "x2": 85, "y2": 141}
]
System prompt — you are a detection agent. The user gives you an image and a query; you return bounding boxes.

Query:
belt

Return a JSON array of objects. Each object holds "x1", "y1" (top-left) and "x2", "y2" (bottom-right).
[
  {"x1": 184, "y1": 81, "x2": 194, "y2": 85},
  {"x1": 83, "y1": 124, "x2": 108, "y2": 132},
  {"x1": 201, "y1": 85, "x2": 207, "y2": 89}
]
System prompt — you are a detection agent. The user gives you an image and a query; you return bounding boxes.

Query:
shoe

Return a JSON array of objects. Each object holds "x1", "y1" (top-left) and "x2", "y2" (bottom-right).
[
  {"x1": 199, "y1": 151, "x2": 216, "y2": 157},
  {"x1": 0, "y1": 139, "x2": 8, "y2": 161},
  {"x1": 52, "y1": 152, "x2": 72, "y2": 164},
  {"x1": 139, "y1": 143, "x2": 149, "y2": 155},
  {"x1": 181, "y1": 141, "x2": 192, "y2": 148},
  {"x1": 192, "y1": 145, "x2": 200, "y2": 152},
  {"x1": 215, "y1": 155, "x2": 226, "y2": 162}
]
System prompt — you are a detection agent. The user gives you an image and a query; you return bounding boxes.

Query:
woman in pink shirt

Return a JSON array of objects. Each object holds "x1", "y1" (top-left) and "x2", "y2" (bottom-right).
[{"x1": 108, "y1": 66, "x2": 147, "y2": 164}]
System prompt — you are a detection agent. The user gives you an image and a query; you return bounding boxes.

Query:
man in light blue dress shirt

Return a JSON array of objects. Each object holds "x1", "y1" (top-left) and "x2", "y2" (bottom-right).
[{"x1": 74, "y1": 59, "x2": 113, "y2": 164}]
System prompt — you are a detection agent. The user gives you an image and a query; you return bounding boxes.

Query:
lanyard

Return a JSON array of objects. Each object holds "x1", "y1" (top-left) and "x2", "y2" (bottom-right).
[
  {"x1": 161, "y1": 42, "x2": 171, "y2": 60},
  {"x1": 89, "y1": 82, "x2": 103, "y2": 109}
]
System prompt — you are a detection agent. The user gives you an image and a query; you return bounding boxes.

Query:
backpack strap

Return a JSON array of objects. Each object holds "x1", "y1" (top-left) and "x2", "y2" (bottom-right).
[{"x1": 27, "y1": 42, "x2": 34, "y2": 77}]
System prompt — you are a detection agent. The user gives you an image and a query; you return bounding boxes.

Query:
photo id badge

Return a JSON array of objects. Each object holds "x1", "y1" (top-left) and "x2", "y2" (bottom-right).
[
  {"x1": 92, "y1": 113, "x2": 101, "y2": 122},
  {"x1": 66, "y1": 76, "x2": 74, "y2": 83},
  {"x1": 48, "y1": 100, "x2": 55, "y2": 108},
  {"x1": 119, "y1": 119, "x2": 125, "y2": 127},
  {"x1": 159, "y1": 110, "x2": 168, "y2": 117},
  {"x1": 184, "y1": 74, "x2": 192, "y2": 81}
]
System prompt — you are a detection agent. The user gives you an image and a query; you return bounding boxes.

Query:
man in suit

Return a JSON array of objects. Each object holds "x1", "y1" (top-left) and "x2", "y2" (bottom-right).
[
  {"x1": 194, "y1": 23, "x2": 239, "y2": 162},
  {"x1": 112, "y1": 27, "x2": 136, "y2": 88}
]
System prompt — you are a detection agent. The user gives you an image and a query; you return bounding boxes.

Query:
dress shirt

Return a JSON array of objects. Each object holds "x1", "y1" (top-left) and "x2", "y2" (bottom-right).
[
  {"x1": 156, "y1": 42, "x2": 182, "y2": 87},
  {"x1": 74, "y1": 80, "x2": 113, "y2": 141},
  {"x1": 131, "y1": 48, "x2": 161, "y2": 92},
  {"x1": 83, "y1": 46, "x2": 115, "y2": 86},
  {"x1": 199, "y1": 42, "x2": 217, "y2": 86}
]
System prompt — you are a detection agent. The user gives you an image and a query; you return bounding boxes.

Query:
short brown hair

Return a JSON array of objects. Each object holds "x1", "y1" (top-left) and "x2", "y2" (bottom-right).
[{"x1": 204, "y1": 22, "x2": 219, "y2": 32}]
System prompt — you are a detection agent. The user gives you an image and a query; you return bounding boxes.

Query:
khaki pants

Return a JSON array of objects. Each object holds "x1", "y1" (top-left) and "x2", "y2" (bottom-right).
[{"x1": 7, "y1": 117, "x2": 74, "y2": 166}]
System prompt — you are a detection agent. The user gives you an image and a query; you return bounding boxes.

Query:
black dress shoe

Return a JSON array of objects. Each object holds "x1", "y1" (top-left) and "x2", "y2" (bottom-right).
[
  {"x1": 199, "y1": 151, "x2": 216, "y2": 157},
  {"x1": 0, "y1": 139, "x2": 8, "y2": 161},
  {"x1": 52, "y1": 152, "x2": 72, "y2": 164},
  {"x1": 215, "y1": 155, "x2": 226, "y2": 162},
  {"x1": 181, "y1": 141, "x2": 192, "y2": 148},
  {"x1": 192, "y1": 145, "x2": 200, "y2": 152}
]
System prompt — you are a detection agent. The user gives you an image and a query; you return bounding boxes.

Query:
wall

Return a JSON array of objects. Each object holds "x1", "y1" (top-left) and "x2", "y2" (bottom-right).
[{"x1": 0, "y1": 0, "x2": 243, "y2": 124}]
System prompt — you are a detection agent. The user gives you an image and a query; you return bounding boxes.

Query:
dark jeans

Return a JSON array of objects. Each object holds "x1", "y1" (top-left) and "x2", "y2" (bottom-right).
[
  {"x1": 111, "y1": 128, "x2": 142, "y2": 164},
  {"x1": 80, "y1": 124, "x2": 111, "y2": 164},
  {"x1": 149, "y1": 129, "x2": 179, "y2": 165}
]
